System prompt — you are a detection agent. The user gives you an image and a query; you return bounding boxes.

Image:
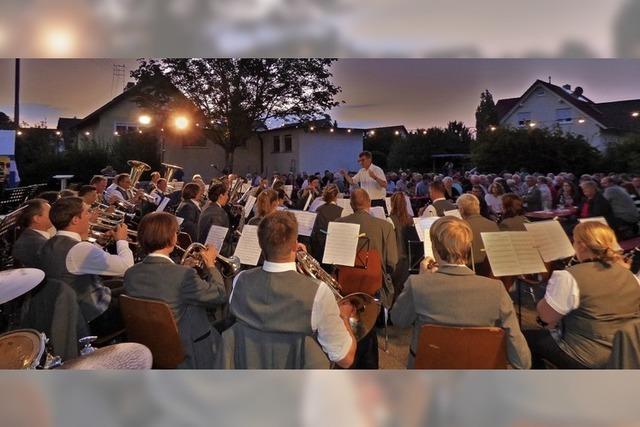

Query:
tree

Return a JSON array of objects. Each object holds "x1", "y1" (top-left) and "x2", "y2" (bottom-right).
[
  {"x1": 604, "y1": 135, "x2": 640, "y2": 174},
  {"x1": 0, "y1": 112, "x2": 14, "y2": 130},
  {"x1": 131, "y1": 59, "x2": 342, "y2": 171},
  {"x1": 475, "y1": 89, "x2": 498, "y2": 135}
]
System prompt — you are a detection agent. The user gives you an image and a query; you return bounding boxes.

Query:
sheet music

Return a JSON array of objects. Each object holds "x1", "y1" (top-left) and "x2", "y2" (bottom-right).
[
  {"x1": 481, "y1": 232, "x2": 547, "y2": 277},
  {"x1": 337, "y1": 198, "x2": 354, "y2": 217},
  {"x1": 289, "y1": 210, "x2": 317, "y2": 236},
  {"x1": 243, "y1": 195, "x2": 257, "y2": 219},
  {"x1": 172, "y1": 182, "x2": 184, "y2": 191},
  {"x1": 413, "y1": 216, "x2": 439, "y2": 242},
  {"x1": 578, "y1": 216, "x2": 609, "y2": 225},
  {"x1": 205, "y1": 225, "x2": 228, "y2": 251},
  {"x1": 444, "y1": 209, "x2": 462, "y2": 219},
  {"x1": 239, "y1": 186, "x2": 254, "y2": 203},
  {"x1": 524, "y1": 220, "x2": 575, "y2": 262},
  {"x1": 369, "y1": 206, "x2": 386, "y2": 219},
  {"x1": 302, "y1": 193, "x2": 313, "y2": 211},
  {"x1": 233, "y1": 225, "x2": 262, "y2": 266},
  {"x1": 284, "y1": 185, "x2": 293, "y2": 198},
  {"x1": 175, "y1": 217, "x2": 184, "y2": 226},
  {"x1": 155, "y1": 197, "x2": 170, "y2": 212},
  {"x1": 308, "y1": 198, "x2": 325, "y2": 212},
  {"x1": 241, "y1": 183, "x2": 251, "y2": 194},
  {"x1": 323, "y1": 222, "x2": 360, "y2": 267},
  {"x1": 384, "y1": 197, "x2": 392, "y2": 215}
]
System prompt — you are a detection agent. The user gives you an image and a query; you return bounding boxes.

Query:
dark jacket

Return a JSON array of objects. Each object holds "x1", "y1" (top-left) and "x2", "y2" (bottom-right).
[
  {"x1": 176, "y1": 200, "x2": 201, "y2": 243},
  {"x1": 198, "y1": 203, "x2": 232, "y2": 255},
  {"x1": 310, "y1": 203, "x2": 343, "y2": 261},
  {"x1": 579, "y1": 192, "x2": 613, "y2": 223},
  {"x1": 12, "y1": 228, "x2": 48, "y2": 268}
]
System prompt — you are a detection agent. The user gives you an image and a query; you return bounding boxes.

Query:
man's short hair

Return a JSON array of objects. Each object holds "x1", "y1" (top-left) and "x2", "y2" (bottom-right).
[
  {"x1": 50, "y1": 197, "x2": 84, "y2": 230},
  {"x1": 37, "y1": 191, "x2": 60, "y2": 204},
  {"x1": 181, "y1": 182, "x2": 201, "y2": 200},
  {"x1": 429, "y1": 181, "x2": 445, "y2": 195},
  {"x1": 208, "y1": 181, "x2": 228, "y2": 202},
  {"x1": 350, "y1": 188, "x2": 371, "y2": 211},
  {"x1": 17, "y1": 198, "x2": 48, "y2": 229},
  {"x1": 430, "y1": 217, "x2": 472, "y2": 265},
  {"x1": 89, "y1": 175, "x2": 106, "y2": 185},
  {"x1": 258, "y1": 211, "x2": 298, "y2": 261},
  {"x1": 116, "y1": 173, "x2": 129, "y2": 185},
  {"x1": 78, "y1": 185, "x2": 97, "y2": 198},
  {"x1": 137, "y1": 212, "x2": 178, "y2": 254},
  {"x1": 457, "y1": 193, "x2": 480, "y2": 217},
  {"x1": 358, "y1": 151, "x2": 372, "y2": 159}
]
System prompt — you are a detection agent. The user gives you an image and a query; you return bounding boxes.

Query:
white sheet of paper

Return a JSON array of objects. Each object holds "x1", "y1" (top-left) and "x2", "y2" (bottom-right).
[
  {"x1": 172, "y1": 182, "x2": 184, "y2": 191},
  {"x1": 444, "y1": 209, "x2": 462, "y2": 219},
  {"x1": 205, "y1": 225, "x2": 228, "y2": 251},
  {"x1": 309, "y1": 198, "x2": 325, "y2": 212},
  {"x1": 337, "y1": 198, "x2": 353, "y2": 217},
  {"x1": 290, "y1": 210, "x2": 317, "y2": 236},
  {"x1": 384, "y1": 197, "x2": 392, "y2": 215},
  {"x1": 241, "y1": 183, "x2": 251, "y2": 194},
  {"x1": 423, "y1": 228, "x2": 435, "y2": 259},
  {"x1": 481, "y1": 232, "x2": 547, "y2": 277},
  {"x1": 369, "y1": 206, "x2": 386, "y2": 219},
  {"x1": 175, "y1": 217, "x2": 184, "y2": 226},
  {"x1": 243, "y1": 195, "x2": 257, "y2": 219},
  {"x1": 524, "y1": 220, "x2": 575, "y2": 262},
  {"x1": 323, "y1": 222, "x2": 360, "y2": 267},
  {"x1": 578, "y1": 216, "x2": 609, "y2": 225},
  {"x1": 303, "y1": 193, "x2": 313, "y2": 211},
  {"x1": 155, "y1": 197, "x2": 170, "y2": 212},
  {"x1": 284, "y1": 185, "x2": 293, "y2": 198},
  {"x1": 413, "y1": 217, "x2": 439, "y2": 243},
  {"x1": 233, "y1": 225, "x2": 262, "y2": 266}
]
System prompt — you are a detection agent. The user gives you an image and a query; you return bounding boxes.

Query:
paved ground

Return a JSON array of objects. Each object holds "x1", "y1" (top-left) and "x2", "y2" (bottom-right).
[{"x1": 378, "y1": 283, "x2": 544, "y2": 369}]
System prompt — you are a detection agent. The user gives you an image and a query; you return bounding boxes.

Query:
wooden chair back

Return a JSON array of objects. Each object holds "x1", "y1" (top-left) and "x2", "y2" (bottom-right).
[{"x1": 335, "y1": 248, "x2": 383, "y2": 296}]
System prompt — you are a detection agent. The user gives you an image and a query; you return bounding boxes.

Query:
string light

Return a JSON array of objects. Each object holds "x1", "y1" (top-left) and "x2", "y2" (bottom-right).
[
  {"x1": 632, "y1": 112, "x2": 639, "y2": 118},
  {"x1": 347, "y1": 129, "x2": 352, "y2": 133},
  {"x1": 578, "y1": 119, "x2": 586, "y2": 124},
  {"x1": 84, "y1": 131, "x2": 90, "y2": 136}
]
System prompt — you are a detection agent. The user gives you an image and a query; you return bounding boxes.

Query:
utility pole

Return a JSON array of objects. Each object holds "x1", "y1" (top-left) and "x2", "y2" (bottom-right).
[{"x1": 14, "y1": 58, "x2": 20, "y2": 127}]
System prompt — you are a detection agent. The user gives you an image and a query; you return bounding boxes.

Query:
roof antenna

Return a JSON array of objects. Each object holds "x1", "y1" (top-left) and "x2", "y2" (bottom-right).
[{"x1": 548, "y1": 76, "x2": 552, "y2": 84}]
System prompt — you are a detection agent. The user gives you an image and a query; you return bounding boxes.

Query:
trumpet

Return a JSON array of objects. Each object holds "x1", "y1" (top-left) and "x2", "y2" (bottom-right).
[
  {"x1": 175, "y1": 243, "x2": 242, "y2": 278},
  {"x1": 88, "y1": 223, "x2": 138, "y2": 247},
  {"x1": 295, "y1": 250, "x2": 380, "y2": 341}
]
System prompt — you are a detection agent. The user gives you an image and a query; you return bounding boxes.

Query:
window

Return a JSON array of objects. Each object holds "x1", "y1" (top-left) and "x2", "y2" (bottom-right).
[
  {"x1": 556, "y1": 108, "x2": 573, "y2": 124},
  {"x1": 284, "y1": 134, "x2": 292, "y2": 152},
  {"x1": 517, "y1": 112, "x2": 532, "y2": 127},
  {"x1": 273, "y1": 136, "x2": 280, "y2": 153},
  {"x1": 535, "y1": 88, "x2": 545, "y2": 96},
  {"x1": 114, "y1": 123, "x2": 139, "y2": 134}
]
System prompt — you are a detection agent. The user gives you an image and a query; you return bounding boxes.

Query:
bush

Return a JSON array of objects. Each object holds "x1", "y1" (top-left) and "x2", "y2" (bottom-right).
[{"x1": 603, "y1": 135, "x2": 640, "y2": 174}]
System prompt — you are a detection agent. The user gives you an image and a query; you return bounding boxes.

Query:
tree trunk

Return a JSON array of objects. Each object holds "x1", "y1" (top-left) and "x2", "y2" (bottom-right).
[{"x1": 224, "y1": 148, "x2": 234, "y2": 173}]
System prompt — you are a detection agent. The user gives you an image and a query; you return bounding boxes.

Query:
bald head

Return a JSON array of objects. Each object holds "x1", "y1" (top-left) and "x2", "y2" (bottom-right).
[{"x1": 350, "y1": 188, "x2": 371, "y2": 211}]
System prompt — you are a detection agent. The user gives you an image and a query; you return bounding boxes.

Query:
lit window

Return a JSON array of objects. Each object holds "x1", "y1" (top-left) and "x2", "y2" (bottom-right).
[{"x1": 517, "y1": 112, "x2": 532, "y2": 127}]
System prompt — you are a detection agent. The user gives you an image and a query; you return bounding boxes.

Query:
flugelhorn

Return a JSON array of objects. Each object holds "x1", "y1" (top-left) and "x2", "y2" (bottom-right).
[
  {"x1": 295, "y1": 250, "x2": 380, "y2": 341},
  {"x1": 176, "y1": 243, "x2": 242, "y2": 278}
]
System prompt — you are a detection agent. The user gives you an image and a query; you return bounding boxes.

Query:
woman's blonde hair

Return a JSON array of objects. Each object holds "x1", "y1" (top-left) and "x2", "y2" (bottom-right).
[
  {"x1": 255, "y1": 189, "x2": 278, "y2": 217},
  {"x1": 430, "y1": 216, "x2": 472, "y2": 265},
  {"x1": 322, "y1": 184, "x2": 339, "y2": 203},
  {"x1": 573, "y1": 221, "x2": 623, "y2": 266}
]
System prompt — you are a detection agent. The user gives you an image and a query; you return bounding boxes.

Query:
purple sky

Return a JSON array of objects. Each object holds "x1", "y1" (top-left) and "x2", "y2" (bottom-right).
[{"x1": 1, "y1": 59, "x2": 640, "y2": 130}]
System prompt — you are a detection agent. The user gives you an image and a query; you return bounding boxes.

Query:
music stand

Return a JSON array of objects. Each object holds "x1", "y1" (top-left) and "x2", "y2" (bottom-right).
[
  {"x1": 0, "y1": 205, "x2": 26, "y2": 270},
  {"x1": 407, "y1": 240, "x2": 425, "y2": 274},
  {"x1": 0, "y1": 186, "x2": 33, "y2": 215}
]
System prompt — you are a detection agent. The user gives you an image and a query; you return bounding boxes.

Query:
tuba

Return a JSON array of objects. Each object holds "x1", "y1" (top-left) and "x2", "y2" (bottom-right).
[
  {"x1": 161, "y1": 162, "x2": 183, "y2": 183},
  {"x1": 127, "y1": 160, "x2": 151, "y2": 188},
  {"x1": 295, "y1": 250, "x2": 380, "y2": 341},
  {"x1": 176, "y1": 242, "x2": 242, "y2": 278}
]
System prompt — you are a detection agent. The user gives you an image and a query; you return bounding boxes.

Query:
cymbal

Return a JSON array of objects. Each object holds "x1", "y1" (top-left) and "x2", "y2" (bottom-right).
[{"x1": 0, "y1": 268, "x2": 45, "y2": 305}]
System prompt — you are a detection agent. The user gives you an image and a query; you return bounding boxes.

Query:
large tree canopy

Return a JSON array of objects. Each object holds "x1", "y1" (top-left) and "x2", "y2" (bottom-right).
[{"x1": 131, "y1": 58, "x2": 342, "y2": 171}]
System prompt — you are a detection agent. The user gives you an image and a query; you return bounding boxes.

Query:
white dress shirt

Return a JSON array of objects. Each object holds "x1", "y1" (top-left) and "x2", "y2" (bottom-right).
[
  {"x1": 231, "y1": 260, "x2": 353, "y2": 362},
  {"x1": 34, "y1": 229, "x2": 52, "y2": 239},
  {"x1": 352, "y1": 164, "x2": 387, "y2": 200},
  {"x1": 421, "y1": 197, "x2": 446, "y2": 217},
  {"x1": 59, "y1": 230, "x2": 134, "y2": 276}
]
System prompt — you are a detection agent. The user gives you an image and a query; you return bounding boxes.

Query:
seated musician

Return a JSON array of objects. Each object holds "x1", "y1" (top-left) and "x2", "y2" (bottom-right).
[
  {"x1": 248, "y1": 189, "x2": 278, "y2": 226},
  {"x1": 175, "y1": 182, "x2": 203, "y2": 243},
  {"x1": 90, "y1": 175, "x2": 114, "y2": 205},
  {"x1": 310, "y1": 184, "x2": 343, "y2": 263},
  {"x1": 198, "y1": 180, "x2": 232, "y2": 255},
  {"x1": 12, "y1": 198, "x2": 52, "y2": 267},
  {"x1": 229, "y1": 211, "x2": 356, "y2": 368},
  {"x1": 78, "y1": 185, "x2": 98, "y2": 206},
  {"x1": 499, "y1": 193, "x2": 528, "y2": 231},
  {"x1": 105, "y1": 173, "x2": 141, "y2": 204},
  {"x1": 124, "y1": 212, "x2": 227, "y2": 369},
  {"x1": 457, "y1": 193, "x2": 499, "y2": 270},
  {"x1": 526, "y1": 221, "x2": 640, "y2": 369},
  {"x1": 420, "y1": 181, "x2": 456, "y2": 217},
  {"x1": 297, "y1": 176, "x2": 321, "y2": 209},
  {"x1": 38, "y1": 197, "x2": 134, "y2": 336},
  {"x1": 391, "y1": 216, "x2": 531, "y2": 369},
  {"x1": 150, "y1": 178, "x2": 169, "y2": 206}
]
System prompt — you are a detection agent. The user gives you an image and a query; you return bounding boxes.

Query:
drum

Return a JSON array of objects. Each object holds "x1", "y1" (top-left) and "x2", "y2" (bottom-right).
[
  {"x1": 0, "y1": 329, "x2": 49, "y2": 369},
  {"x1": 60, "y1": 343, "x2": 152, "y2": 370}
]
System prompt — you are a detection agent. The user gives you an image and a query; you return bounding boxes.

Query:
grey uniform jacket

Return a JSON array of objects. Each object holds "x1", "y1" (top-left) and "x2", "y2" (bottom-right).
[
  {"x1": 391, "y1": 265, "x2": 531, "y2": 369},
  {"x1": 198, "y1": 203, "x2": 232, "y2": 255},
  {"x1": 12, "y1": 228, "x2": 49, "y2": 268},
  {"x1": 464, "y1": 214, "x2": 500, "y2": 265},
  {"x1": 124, "y1": 256, "x2": 227, "y2": 369}
]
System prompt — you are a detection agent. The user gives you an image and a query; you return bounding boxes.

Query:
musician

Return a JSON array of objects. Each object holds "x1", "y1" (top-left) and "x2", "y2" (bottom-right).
[
  {"x1": 499, "y1": 193, "x2": 528, "y2": 231},
  {"x1": 78, "y1": 185, "x2": 98, "y2": 206},
  {"x1": 150, "y1": 178, "x2": 169, "y2": 205},
  {"x1": 145, "y1": 171, "x2": 161, "y2": 192},
  {"x1": 391, "y1": 216, "x2": 531, "y2": 369},
  {"x1": 38, "y1": 197, "x2": 134, "y2": 336},
  {"x1": 124, "y1": 212, "x2": 227, "y2": 369},
  {"x1": 389, "y1": 192, "x2": 418, "y2": 296},
  {"x1": 198, "y1": 180, "x2": 232, "y2": 255},
  {"x1": 421, "y1": 181, "x2": 456, "y2": 217},
  {"x1": 248, "y1": 189, "x2": 278, "y2": 226},
  {"x1": 176, "y1": 183, "x2": 203, "y2": 243},
  {"x1": 341, "y1": 151, "x2": 387, "y2": 211},
  {"x1": 526, "y1": 221, "x2": 640, "y2": 369},
  {"x1": 457, "y1": 193, "x2": 499, "y2": 269},
  {"x1": 89, "y1": 175, "x2": 113, "y2": 204},
  {"x1": 37, "y1": 190, "x2": 60, "y2": 205},
  {"x1": 12, "y1": 198, "x2": 52, "y2": 268},
  {"x1": 336, "y1": 188, "x2": 398, "y2": 369},
  {"x1": 106, "y1": 173, "x2": 139, "y2": 203},
  {"x1": 297, "y1": 176, "x2": 321, "y2": 209},
  {"x1": 310, "y1": 184, "x2": 343, "y2": 263},
  {"x1": 228, "y1": 211, "x2": 356, "y2": 368}
]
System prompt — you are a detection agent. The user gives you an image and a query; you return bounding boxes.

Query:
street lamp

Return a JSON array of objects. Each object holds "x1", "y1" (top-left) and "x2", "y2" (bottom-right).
[
  {"x1": 138, "y1": 114, "x2": 152, "y2": 125},
  {"x1": 174, "y1": 116, "x2": 189, "y2": 130},
  {"x1": 632, "y1": 112, "x2": 639, "y2": 118}
]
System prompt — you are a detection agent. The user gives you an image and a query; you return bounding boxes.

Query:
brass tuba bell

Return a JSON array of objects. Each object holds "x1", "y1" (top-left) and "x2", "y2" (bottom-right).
[
  {"x1": 127, "y1": 160, "x2": 151, "y2": 188},
  {"x1": 161, "y1": 162, "x2": 183, "y2": 183}
]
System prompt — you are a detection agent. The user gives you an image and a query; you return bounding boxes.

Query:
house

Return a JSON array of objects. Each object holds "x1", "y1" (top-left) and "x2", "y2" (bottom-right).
[
  {"x1": 365, "y1": 125, "x2": 409, "y2": 139},
  {"x1": 496, "y1": 80, "x2": 640, "y2": 150},
  {"x1": 72, "y1": 82, "x2": 363, "y2": 179}
]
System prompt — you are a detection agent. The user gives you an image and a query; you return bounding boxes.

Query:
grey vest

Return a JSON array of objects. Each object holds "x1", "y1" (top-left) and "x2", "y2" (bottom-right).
[
  {"x1": 39, "y1": 235, "x2": 110, "y2": 322},
  {"x1": 433, "y1": 199, "x2": 455, "y2": 216},
  {"x1": 560, "y1": 262, "x2": 640, "y2": 368}
]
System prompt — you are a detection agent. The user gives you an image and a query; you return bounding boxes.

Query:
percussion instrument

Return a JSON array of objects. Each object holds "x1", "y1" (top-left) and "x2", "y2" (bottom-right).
[
  {"x1": 0, "y1": 268, "x2": 45, "y2": 305},
  {"x1": 59, "y1": 343, "x2": 152, "y2": 370},
  {"x1": 0, "y1": 329, "x2": 62, "y2": 369}
]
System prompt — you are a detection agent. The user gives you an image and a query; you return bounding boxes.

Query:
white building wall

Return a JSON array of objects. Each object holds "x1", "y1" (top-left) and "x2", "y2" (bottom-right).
[
  {"x1": 297, "y1": 130, "x2": 362, "y2": 174},
  {"x1": 500, "y1": 85, "x2": 611, "y2": 150}
]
